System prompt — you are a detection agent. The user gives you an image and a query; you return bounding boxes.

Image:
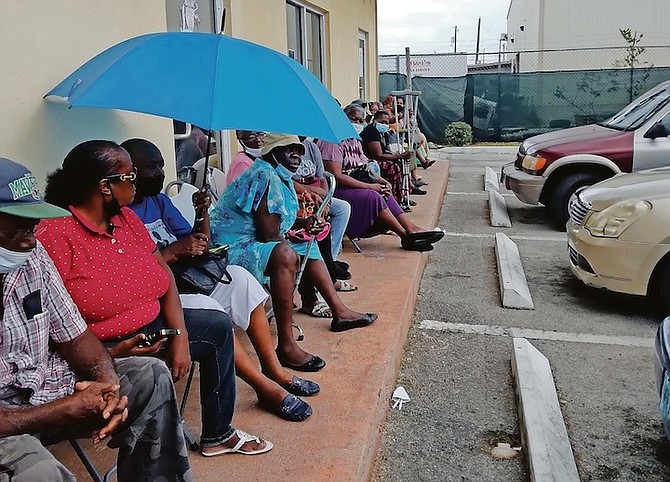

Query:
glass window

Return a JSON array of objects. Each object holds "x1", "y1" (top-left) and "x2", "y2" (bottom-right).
[{"x1": 286, "y1": 1, "x2": 324, "y2": 82}]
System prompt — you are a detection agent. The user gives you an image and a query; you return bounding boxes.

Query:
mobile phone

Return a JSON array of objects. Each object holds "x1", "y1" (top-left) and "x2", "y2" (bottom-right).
[
  {"x1": 209, "y1": 244, "x2": 228, "y2": 255},
  {"x1": 138, "y1": 328, "x2": 181, "y2": 347}
]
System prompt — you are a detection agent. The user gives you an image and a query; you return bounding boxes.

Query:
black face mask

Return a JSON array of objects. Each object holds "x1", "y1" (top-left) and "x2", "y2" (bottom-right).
[
  {"x1": 136, "y1": 177, "x2": 165, "y2": 198},
  {"x1": 104, "y1": 194, "x2": 122, "y2": 218}
]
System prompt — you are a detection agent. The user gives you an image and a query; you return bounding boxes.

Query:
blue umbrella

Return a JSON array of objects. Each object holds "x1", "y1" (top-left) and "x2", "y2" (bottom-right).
[{"x1": 45, "y1": 32, "x2": 356, "y2": 142}]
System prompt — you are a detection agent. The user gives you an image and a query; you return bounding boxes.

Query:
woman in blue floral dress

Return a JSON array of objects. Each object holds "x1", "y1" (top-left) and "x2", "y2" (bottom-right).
[{"x1": 210, "y1": 134, "x2": 377, "y2": 371}]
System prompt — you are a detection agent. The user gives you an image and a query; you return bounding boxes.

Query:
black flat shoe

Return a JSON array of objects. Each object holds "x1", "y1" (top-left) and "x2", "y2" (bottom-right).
[
  {"x1": 330, "y1": 313, "x2": 378, "y2": 332},
  {"x1": 406, "y1": 230, "x2": 445, "y2": 245},
  {"x1": 260, "y1": 394, "x2": 312, "y2": 422},
  {"x1": 334, "y1": 260, "x2": 350, "y2": 271},
  {"x1": 401, "y1": 238, "x2": 435, "y2": 252},
  {"x1": 276, "y1": 352, "x2": 326, "y2": 372},
  {"x1": 282, "y1": 376, "x2": 320, "y2": 396},
  {"x1": 332, "y1": 264, "x2": 352, "y2": 280},
  {"x1": 410, "y1": 187, "x2": 427, "y2": 195}
]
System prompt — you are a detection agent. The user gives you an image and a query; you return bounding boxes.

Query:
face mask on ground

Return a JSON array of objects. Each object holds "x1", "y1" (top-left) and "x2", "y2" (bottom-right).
[
  {"x1": 136, "y1": 177, "x2": 165, "y2": 197},
  {"x1": 352, "y1": 123, "x2": 365, "y2": 134},
  {"x1": 0, "y1": 246, "x2": 32, "y2": 273},
  {"x1": 375, "y1": 123, "x2": 390, "y2": 134}
]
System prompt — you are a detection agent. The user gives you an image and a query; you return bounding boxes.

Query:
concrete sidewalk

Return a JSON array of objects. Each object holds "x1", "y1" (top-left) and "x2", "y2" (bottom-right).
[{"x1": 52, "y1": 159, "x2": 450, "y2": 481}]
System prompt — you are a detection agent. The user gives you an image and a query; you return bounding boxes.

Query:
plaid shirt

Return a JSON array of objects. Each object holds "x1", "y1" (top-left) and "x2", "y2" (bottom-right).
[{"x1": 0, "y1": 242, "x2": 87, "y2": 406}]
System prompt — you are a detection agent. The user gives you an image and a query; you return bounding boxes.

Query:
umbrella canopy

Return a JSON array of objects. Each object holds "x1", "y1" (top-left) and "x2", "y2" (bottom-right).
[{"x1": 45, "y1": 32, "x2": 356, "y2": 143}]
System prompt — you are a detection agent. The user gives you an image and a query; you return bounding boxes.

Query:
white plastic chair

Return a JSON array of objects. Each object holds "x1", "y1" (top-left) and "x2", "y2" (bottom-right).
[{"x1": 164, "y1": 181, "x2": 199, "y2": 228}]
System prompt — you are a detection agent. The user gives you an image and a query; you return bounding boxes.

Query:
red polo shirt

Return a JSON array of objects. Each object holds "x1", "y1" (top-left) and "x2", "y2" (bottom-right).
[{"x1": 38, "y1": 206, "x2": 170, "y2": 340}]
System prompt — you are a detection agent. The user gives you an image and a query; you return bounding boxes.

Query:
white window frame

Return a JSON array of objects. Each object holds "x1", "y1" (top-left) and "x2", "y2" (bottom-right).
[
  {"x1": 286, "y1": 1, "x2": 326, "y2": 83},
  {"x1": 358, "y1": 30, "x2": 368, "y2": 100}
]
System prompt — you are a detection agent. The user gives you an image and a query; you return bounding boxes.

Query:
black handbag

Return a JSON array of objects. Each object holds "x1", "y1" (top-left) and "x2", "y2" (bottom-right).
[
  {"x1": 349, "y1": 161, "x2": 379, "y2": 184},
  {"x1": 171, "y1": 246, "x2": 232, "y2": 295}
]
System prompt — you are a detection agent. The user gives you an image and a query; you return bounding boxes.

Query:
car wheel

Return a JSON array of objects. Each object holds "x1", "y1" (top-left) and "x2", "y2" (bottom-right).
[
  {"x1": 652, "y1": 260, "x2": 670, "y2": 316},
  {"x1": 547, "y1": 172, "x2": 600, "y2": 230}
]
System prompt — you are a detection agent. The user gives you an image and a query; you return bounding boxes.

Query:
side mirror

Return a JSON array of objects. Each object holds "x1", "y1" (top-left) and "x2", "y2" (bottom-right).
[{"x1": 644, "y1": 123, "x2": 669, "y2": 139}]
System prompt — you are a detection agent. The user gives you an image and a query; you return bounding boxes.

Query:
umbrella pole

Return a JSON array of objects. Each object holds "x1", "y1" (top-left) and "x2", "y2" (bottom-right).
[{"x1": 194, "y1": 130, "x2": 213, "y2": 234}]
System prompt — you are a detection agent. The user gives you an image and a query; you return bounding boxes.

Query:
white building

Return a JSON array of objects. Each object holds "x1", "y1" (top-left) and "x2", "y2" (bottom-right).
[{"x1": 506, "y1": 0, "x2": 670, "y2": 72}]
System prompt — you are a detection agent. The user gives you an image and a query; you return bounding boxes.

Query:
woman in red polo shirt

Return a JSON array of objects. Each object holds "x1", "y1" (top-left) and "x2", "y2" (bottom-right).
[{"x1": 38, "y1": 140, "x2": 273, "y2": 456}]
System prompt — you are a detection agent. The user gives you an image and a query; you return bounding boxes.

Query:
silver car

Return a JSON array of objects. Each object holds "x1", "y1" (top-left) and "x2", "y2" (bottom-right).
[{"x1": 567, "y1": 167, "x2": 670, "y2": 312}]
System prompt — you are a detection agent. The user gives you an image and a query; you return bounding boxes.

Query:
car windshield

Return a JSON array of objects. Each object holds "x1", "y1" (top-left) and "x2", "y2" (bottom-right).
[{"x1": 600, "y1": 85, "x2": 670, "y2": 131}]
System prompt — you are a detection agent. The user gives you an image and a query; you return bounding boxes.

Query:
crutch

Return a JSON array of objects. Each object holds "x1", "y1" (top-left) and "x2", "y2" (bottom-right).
[
  {"x1": 390, "y1": 89, "x2": 422, "y2": 208},
  {"x1": 289, "y1": 172, "x2": 336, "y2": 341}
]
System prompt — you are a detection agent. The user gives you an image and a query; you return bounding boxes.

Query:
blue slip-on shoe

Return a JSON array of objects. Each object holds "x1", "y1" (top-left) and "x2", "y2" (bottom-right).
[
  {"x1": 283, "y1": 375, "x2": 320, "y2": 396},
  {"x1": 261, "y1": 394, "x2": 312, "y2": 422}
]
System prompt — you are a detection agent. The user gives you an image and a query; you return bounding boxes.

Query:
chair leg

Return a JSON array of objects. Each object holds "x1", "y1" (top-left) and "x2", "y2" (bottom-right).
[
  {"x1": 349, "y1": 237, "x2": 362, "y2": 253},
  {"x1": 180, "y1": 362, "x2": 200, "y2": 452},
  {"x1": 69, "y1": 439, "x2": 105, "y2": 482}
]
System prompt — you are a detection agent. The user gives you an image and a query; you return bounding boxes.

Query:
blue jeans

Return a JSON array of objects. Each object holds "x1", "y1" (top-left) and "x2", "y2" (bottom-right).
[
  {"x1": 328, "y1": 197, "x2": 351, "y2": 260},
  {"x1": 137, "y1": 308, "x2": 236, "y2": 447}
]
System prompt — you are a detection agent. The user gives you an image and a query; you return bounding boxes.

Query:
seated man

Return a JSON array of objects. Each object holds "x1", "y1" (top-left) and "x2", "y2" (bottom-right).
[{"x1": 0, "y1": 157, "x2": 191, "y2": 482}]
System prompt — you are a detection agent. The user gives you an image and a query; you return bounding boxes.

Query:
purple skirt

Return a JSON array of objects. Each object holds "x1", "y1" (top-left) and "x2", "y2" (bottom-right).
[{"x1": 334, "y1": 187, "x2": 403, "y2": 239}]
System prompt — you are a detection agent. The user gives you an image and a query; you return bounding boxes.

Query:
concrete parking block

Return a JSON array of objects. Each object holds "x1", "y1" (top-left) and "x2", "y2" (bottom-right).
[
  {"x1": 511, "y1": 337, "x2": 579, "y2": 482},
  {"x1": 484, "y1": 166, "x2": 499, "y2": 191},
  {"x1": 489, "y1": 190, "x2": 512, "y2": 227},
  {"x1": 494, "y1": 233, "x2": 534, "y2": 309}
]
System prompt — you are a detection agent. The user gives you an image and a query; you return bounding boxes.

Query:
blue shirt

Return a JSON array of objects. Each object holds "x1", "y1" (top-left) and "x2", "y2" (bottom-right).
[{"x1": 129, "y1": 193, "x2": 192, "y2": 248}]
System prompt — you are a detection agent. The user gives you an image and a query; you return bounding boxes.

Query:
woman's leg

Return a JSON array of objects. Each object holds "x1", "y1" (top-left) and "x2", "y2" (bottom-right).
[
  {"x1": 233, "y1": 335, "x2": 288, "y2": 405},
  {"x1": 301, "y1": 259, "x2": 367, "y2": 321},
  {"x1": 328, "y1": 198, "x2": 351, "y2": 260},
  {"x1": 181, "y1": 307, "x2": 268, "y2": 454},
  {"x1": 246, "y1": 304, "x2": 295, "y2": 385},
  {"x1": 265, "y1": 243, "x2": 318, "y2": 366}
]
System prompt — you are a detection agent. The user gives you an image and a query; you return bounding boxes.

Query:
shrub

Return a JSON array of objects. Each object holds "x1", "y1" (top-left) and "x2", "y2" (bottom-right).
[{"x1": 445, "y1": 122, "x2": 473, "y2": 146}]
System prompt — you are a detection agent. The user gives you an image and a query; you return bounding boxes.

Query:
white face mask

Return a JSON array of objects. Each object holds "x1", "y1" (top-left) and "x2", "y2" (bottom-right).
[
  {"x1": 241, "y1": 141, "x2": 263, "y2": 159},
  {"x1": 0, "y1": 246, "x2": 32, "y2": 273},
  {"x1": 351, "y1": 123, "x2": 365, "y2": 134},
  {"x1": 244, "y1": 147, "x2": 263, "y2": 158}
]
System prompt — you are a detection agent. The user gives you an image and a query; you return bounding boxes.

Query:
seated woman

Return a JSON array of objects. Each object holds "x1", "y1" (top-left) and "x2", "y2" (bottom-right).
[
  {"x1": 360, "y1": 109, "x2": 414, "y2": 204},
  {"x1": 317, "y1": 104, "x2": 444, "y2": 252},
  {"x1": 121, "y1": 138, "x2": 318, "y2": 421},
  {"x1": 226, "y1": 130, "x2": 266, "y2": 185},
  {"x1": 39, "y1": 140, "x2": 272, "y2": 456},
  {"x1": 209, "y1": 133, "x2": 377, "y2": 371}
]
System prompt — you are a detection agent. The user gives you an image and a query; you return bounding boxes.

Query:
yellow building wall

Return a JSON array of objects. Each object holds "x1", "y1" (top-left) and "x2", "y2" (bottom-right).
[
  {"x1": 226, "y1": 0, "x2": 378, "y2": 104},
  {"x1": 0, "y1": 1, "x2": 173, "y2": 184}
]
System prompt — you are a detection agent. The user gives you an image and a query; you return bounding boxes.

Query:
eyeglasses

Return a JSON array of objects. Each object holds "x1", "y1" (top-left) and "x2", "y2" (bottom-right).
[
  {"x1": 104, "y1": 167, "x2": 137, "y2": 184},
  {"x1": 244, "y1": 131, "x2": 266, "y2": 140}
]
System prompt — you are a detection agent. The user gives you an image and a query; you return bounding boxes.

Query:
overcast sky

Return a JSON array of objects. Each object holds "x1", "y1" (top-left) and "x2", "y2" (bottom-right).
[{"x1": 378, "y1": 0, "x2": 511, "y2": 57}]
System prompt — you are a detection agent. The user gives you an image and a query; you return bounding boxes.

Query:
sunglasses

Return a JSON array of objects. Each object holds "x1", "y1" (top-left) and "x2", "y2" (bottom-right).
[{"x1": 104, "y1": 167, "x2": 138, "y2": 184}]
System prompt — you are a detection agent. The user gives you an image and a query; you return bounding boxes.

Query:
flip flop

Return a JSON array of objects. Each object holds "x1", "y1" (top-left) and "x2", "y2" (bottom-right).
[
  {"x1": 298, "y1": 300, "x2": 332, "y2": 318},
  {"x1": 201, "y1": 429, "x2": 273, "y2": 456},
  {"x1": 335, "y1": 280, "x2": 358, "y2": 292}
]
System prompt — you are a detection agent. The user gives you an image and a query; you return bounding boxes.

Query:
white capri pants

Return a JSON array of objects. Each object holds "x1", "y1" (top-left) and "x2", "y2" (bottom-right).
[{"x1": 178, "y1": 264, "x2": 269, "y2": 331}]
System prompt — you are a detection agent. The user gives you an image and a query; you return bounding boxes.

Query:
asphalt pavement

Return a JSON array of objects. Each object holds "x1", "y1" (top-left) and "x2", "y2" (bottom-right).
[{"x1": 373, "y1": 148, "x2": 670, "y2": 481}]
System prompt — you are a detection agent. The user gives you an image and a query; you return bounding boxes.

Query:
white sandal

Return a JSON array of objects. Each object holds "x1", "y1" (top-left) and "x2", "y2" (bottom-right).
[{"x1": 201, "y1": 429, "x2": 273, "y2": 456}]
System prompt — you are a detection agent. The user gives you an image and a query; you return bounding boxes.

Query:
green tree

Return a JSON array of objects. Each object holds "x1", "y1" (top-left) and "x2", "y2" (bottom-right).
[{"x1": 614, "y1": 29, "x2": 651, "y2": 101}]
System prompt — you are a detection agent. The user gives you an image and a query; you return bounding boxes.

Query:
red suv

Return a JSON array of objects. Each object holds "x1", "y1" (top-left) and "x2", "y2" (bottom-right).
[{"x1": 501, "y1": 80, "x2": 670, "y2": 229}]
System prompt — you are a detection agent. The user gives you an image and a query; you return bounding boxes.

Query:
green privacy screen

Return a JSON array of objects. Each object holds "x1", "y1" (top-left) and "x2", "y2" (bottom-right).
[{"x1": 380, "y1": 67, "x2": 670, "y2": 143}]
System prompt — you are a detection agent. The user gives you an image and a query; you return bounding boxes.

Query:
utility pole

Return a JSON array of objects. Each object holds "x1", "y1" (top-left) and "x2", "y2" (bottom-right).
[
  {"x1": 475, "y1": 17, "x2": 481, "y2": 63},
  {"x1": 453, "y1": 26, "x2": 458, "y2": 53}
]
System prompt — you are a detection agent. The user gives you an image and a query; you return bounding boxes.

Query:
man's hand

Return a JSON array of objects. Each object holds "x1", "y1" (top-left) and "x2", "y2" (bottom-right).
[
  {"x1": 108, "y1": 334, "x2": 166, "y2": 358},
  {"x1": 74, "y1": 381, "x2": 129, "y2": 444},
  {"x1": 166, "y1": 234, "x2": 209, "y2": 259},
  {"x1": 192, "y1": 188, "x2": 211, "y2": 213},
  {"x1": 165, "y1": 336, "x2": 191, "y2": 381}
]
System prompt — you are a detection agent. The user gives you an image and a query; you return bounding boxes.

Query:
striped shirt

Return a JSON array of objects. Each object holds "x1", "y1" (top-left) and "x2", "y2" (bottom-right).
[{"x1": 0, "y1": 242, "x2": 87, "y2": 406}]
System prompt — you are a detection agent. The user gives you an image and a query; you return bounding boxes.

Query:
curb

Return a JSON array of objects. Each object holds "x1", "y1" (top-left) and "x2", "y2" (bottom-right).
[
  {"x1": 489, "y1": 190, "x2": 511, "y2": 228},
  {"x1": 494, "y1": 232, "x2": 534, "y2": 309},
  {"x1": 511, "y1": 338, "x2": 580, "y2": 482}
]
